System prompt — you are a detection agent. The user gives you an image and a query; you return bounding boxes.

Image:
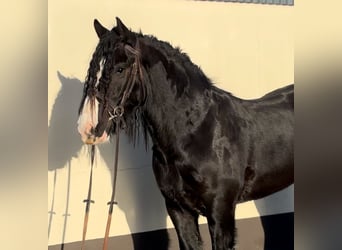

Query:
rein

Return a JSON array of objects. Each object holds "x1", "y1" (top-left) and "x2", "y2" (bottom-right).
[
  {"x1": 81, "y1": 145, "x2": 95, "y2": 250},
  {"x1": 80, "y1": 117, "x2": 122, "y2": 250},
  {"x1": 103, "y1": 43, "x2": 142, "y2": 249},
  {"x1": 81, "y1": 42, "x2": 142, "y2": 250},
  {"x1": 103, "y1": 115, "x2": 122, "y2": 250}
]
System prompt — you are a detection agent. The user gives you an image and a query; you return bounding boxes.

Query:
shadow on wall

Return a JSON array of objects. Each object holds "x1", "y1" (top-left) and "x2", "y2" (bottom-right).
[
  {"x1": 48, "y1": 71, "x2": 84, "y2": 171},
  {"x1": 48, "y1": 72, "x2": 169, "y2": 250}
]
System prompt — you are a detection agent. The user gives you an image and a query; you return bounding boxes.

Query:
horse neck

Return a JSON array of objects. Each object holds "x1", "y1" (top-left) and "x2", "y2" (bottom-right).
[
  {"x1": 139, "y1": 43, "x2": 212, "y2": 149},
  {"x1": 141, "y1": 64, "x2": 188, "y2": 147}
]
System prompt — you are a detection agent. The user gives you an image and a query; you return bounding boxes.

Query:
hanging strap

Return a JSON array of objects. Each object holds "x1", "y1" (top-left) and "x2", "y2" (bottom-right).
[
  {"x1": 81, "y1": 145, "x2": 96, "y2": 250},
  {"x1": 102, "y1": 117, "x2": 121, "y2": 250}
]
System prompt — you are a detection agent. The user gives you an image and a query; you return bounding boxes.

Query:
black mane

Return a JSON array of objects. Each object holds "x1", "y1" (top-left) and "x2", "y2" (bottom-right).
[
  {"x1": 85, "y1": 26, "x2": 219, "y2": 108},
  {"x1": 140, "y1": 34, "x2": 213, "y2": 96}
]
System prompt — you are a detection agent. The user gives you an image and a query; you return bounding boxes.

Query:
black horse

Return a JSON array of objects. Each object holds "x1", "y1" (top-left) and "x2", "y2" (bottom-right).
[{"x1": 77, "y1": 18, "x2": 294, "y2": 250}]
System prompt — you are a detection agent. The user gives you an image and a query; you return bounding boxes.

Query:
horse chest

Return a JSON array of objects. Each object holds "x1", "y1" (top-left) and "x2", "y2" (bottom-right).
[
  {"x1": 152, "y1": 147, "x2": 206, "y2": 214},
  {"x1": 160, "y1": 174, "x2": 206, "y2": 214}
]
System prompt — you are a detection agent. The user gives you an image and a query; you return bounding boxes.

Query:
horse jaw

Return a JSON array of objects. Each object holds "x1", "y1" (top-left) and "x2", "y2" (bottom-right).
[{"x1": 77, "y1": 96, "x2": 109, "y2": 145}]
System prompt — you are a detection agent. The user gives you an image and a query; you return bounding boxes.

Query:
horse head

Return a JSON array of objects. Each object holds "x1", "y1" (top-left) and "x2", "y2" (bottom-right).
[{"x1": 78, "y1": 18, "x2": 148, "y2": 145}]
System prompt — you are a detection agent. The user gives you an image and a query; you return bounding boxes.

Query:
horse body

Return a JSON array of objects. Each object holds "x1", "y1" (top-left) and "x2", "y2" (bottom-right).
[
  {"x1": 77, "y1": 18, "x2": 294, "y2": 250},
  {"x1": 143, "y1": 66, "x2": 293, "y2": 248}
]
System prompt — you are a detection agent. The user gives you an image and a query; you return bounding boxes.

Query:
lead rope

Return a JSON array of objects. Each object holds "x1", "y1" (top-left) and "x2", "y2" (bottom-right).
[
  {"x1": 81, "y1": 145, "x2": 96, "y2": 250},
  {"x1": 102, "y1": 115, "x2": 122, "y2": 250}
]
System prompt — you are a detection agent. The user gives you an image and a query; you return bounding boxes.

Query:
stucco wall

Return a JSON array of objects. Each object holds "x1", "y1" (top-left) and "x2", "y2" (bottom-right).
[{"x1": 48, "y1": 0, "x2": 293, "y2": 246}]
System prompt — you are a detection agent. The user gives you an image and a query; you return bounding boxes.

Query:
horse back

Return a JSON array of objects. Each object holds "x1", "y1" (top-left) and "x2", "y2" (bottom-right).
[{"x1": 206, "y1": 84, "x2": 294, "y2": 202}]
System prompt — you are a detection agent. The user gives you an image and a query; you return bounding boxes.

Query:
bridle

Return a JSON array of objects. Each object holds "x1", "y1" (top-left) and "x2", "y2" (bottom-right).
[
  {"x1": 107, "y1": 41, "x2": 145, "y2": 123},
  {"x1": 81, "y1": 40, "x2": 145, "y2": 250}
]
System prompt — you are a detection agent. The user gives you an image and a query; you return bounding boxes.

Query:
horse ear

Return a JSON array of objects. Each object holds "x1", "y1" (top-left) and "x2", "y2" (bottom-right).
[
  {"x1": 116, "y1": 17, "x2": 130, "y2": 36},
  {"x1": 94, "y1": 19, "x2": 109, "y2": 39}
]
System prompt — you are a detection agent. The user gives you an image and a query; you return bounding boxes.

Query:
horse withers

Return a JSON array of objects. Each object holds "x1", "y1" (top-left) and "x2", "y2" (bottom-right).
[{"x1": 77, "y1": 18, "x2": 294, "y2": 250}]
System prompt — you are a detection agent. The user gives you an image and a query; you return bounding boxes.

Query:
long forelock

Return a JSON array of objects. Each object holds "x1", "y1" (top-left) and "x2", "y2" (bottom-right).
[{"x1": 85, "y1": 33, "x2": 120, "y2": 91}]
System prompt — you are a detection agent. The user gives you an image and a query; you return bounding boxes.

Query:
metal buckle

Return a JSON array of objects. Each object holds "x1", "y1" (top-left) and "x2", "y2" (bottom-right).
[{"x1": 108, "y1": 106, "x2": 124, "y2": 121}]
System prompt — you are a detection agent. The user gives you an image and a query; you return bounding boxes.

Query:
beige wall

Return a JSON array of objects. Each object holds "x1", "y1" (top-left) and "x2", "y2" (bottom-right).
[{"x1": 48, "y1": 0, "x2": 293, "y2": 246}]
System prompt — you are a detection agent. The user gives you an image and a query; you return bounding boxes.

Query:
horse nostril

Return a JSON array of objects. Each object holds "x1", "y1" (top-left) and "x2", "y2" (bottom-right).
[
  {"x1": 90, "y1": 127, "x2": 95, "y2": 135},
  {"x1": 94, "y1": 125, "x2": 104, "y2": 137}
]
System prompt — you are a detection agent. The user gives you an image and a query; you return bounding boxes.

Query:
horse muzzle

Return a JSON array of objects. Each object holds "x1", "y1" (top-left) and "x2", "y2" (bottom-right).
[
  {"x1": 84, "y1": 131, "x2": 109, "y2": 145},
  {"x1": 77, "y1": 96, "x2": 110, "y2": 145},
  {"x1": 78, "y1": 122, "x2": 109, "y2": 145}
]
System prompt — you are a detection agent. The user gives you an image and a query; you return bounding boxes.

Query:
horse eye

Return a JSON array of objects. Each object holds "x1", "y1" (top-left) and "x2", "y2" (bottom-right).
[{"x1": 116, "y1": 67, "x2": 124, "y2": 73}]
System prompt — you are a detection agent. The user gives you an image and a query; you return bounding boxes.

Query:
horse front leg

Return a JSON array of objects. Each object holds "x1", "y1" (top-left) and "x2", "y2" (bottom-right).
[
  {"x1": 207, "y1": 202, "x2": 236, "y2": 250},
  {"x1": 205, "y1": 181, "x2": 240, "y2": 250},
  {"x1": 165, "y1": 199, "x2": 202, "y2": 250}
]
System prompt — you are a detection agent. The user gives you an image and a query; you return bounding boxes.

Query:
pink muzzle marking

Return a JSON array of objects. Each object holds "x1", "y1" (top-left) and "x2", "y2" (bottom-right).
[{"x1": 77, "y1": 97, "x2": 109, "y2": 145}]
